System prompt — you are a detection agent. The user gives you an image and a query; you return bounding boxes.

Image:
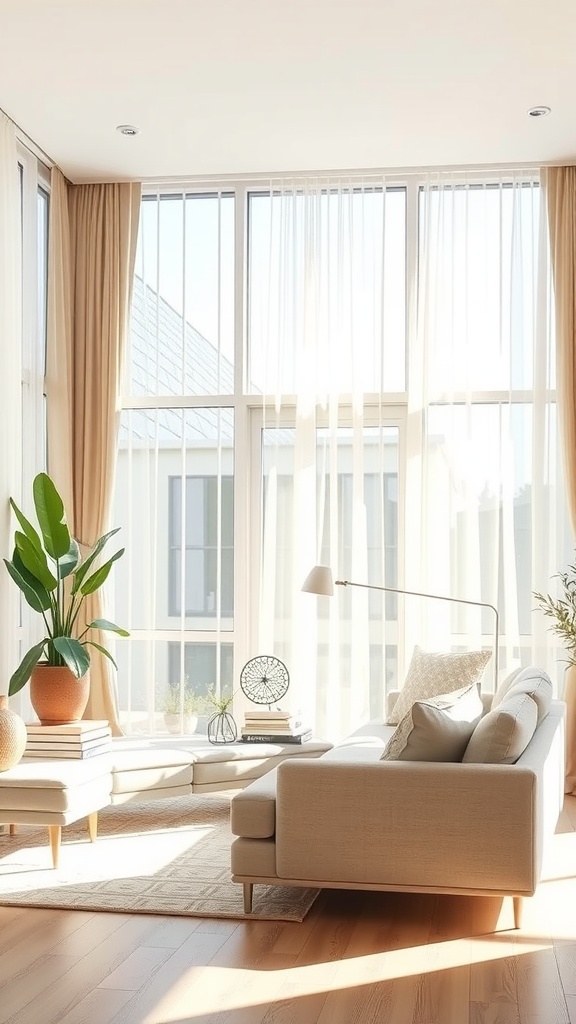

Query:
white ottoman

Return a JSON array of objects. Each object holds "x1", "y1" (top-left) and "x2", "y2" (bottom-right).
[{"x1": 0, "y1": 756, "x2": 112, "y2": 867}]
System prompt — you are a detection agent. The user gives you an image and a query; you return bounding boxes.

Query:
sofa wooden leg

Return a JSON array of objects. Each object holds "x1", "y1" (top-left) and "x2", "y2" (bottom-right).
[
  {"x1": 87, "y1": 811, "x2": 98, "y2": 843},
  {"x1": 48, "y1": 825, "x2": 62, "y2": 869},
  {"x1": 243, "y1": 883, "x2": 254, "y2": 914},
  {"x1": 513, "y1": 896, "x2": 523, "y2": 929}
]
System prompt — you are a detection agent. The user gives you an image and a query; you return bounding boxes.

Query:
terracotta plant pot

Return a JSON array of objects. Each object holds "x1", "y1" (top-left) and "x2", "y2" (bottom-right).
[
  {"x1": 30, "y1": 665, "x2": 90, "y2": 725},
  {"x1": 0, "y1": 695, "x2": 27, "y2": 770}
]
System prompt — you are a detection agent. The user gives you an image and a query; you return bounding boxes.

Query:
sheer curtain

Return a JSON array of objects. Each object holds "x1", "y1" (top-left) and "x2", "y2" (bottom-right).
[
  {"x1": 249, "y1": 179, "x2": 406, "y2": 738},
  {"x1": 0, "y1": 113, "x2": 21, "y2": 696},
  {"x1": 251, "y1": 172, "x2": 565, "y2": 741},
  {"x1": 407, "y1": 171, "x2": 564, "y2": 680}
]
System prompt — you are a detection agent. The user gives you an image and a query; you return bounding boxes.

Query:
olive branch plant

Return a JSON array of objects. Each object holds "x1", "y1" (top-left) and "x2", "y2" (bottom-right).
[{"x1": 533, "y1": 557, "x2": 576, "y2": 667}]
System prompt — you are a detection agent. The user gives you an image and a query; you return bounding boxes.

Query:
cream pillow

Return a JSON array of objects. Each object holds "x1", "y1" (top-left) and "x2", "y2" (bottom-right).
[
  {"x1": 388, "y1": 646, "x2": 492, "y2": 725},
  {"x1": 381, "y1": 683, "x2": 483, "y2": 762},
  {"x1": 491, "y1": 667, "x2": 552, "y2": 723},
  {"x1": 489, "y1": 667, "x2": 523, "y2": 710},
  {"x1": 462, "y1": 692, "x2": 538, "y2": 764}
]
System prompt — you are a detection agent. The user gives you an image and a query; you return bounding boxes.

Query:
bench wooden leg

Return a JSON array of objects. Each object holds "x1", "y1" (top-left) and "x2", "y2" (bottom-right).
[
  {"x1": 243, "y1": 882, "x2": 254, "y2": 914},
  {"x1": 513, "y1": 896, "x2": 523, "y2": 929},
  {"x1": 48, "y1": 825, "x2": 62, "y2": 869},
  {"x1": 87, "y1": 811, "x2": 98, "y2": 843}
]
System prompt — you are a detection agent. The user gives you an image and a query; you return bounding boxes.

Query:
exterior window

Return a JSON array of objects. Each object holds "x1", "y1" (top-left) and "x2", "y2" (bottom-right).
[{"x1": 168, "y1": 475, "x2": 234, "y2": 617}]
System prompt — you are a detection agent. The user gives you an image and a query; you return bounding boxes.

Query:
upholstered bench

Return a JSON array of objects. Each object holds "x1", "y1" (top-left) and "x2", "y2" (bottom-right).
[
  {"x1": 109, "y1": 737, "x2": 333, "y2": 803},
  {"x1": 0, "y1": 757, "x2": 112, "y2": 867}
]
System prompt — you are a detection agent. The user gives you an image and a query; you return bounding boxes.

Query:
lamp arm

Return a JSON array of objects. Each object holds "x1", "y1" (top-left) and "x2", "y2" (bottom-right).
[{"x1": 335, "y1": 579, "x2": 499, "y2": 689}]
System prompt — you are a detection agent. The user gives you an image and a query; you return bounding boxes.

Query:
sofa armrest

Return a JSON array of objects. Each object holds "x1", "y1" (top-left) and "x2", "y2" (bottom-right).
[{"x1": 275, "y1": 758, "x2": 539, "y2": 894}]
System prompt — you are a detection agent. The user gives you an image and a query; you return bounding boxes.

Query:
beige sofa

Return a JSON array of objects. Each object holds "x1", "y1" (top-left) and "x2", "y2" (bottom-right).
[{"x1": 230, "y1": 667, "x2": 565, "y2": 927}]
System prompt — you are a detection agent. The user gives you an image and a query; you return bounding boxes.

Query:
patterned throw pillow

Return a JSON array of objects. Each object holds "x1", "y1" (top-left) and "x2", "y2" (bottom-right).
[
  {"x1": 381, "y1": 683, "x2": 483, "y2": 762},
  {"x1": 388, "y1": 646, "x2": 492, "y2": 725}
]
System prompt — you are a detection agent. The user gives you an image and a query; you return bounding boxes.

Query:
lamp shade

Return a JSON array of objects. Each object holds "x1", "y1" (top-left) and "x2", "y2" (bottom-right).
[{"x1": 301, "y1": 565, "x2": 334, "y2": 596}]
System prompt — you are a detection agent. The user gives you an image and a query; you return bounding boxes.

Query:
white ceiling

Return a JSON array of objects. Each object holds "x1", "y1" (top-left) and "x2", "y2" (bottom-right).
[{"x1": 1, "y1": 0, "x2": 575, "y2": 184}]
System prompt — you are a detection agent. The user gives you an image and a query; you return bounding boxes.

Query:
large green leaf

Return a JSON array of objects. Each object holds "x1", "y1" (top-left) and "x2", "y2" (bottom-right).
[
  {"x1": 79, "y1": 548, "x2": 125, "y2": 596},
  {"x1": 85, "y1": 640, "x2": 118, "y2": 670},
  {"x1": 58, "y1": 538, "x2": 80, "y2": 579},
  {"x1": 87, "y1": 618, "x2": 130, "y2": 637},
  {"x1": 9, "y1": 498, "x2": 43, "y2": 556},
  {"x1": 71, "y1": 528, "x2": 121, "y2": 593},
  {"x1": 33, "y1": 473, "x2": 71, "y2": 560},
  {"x1": 4, "y1": 557, "x2": 52, "y2": 613},
  {"x1": 8, "y1": 639, "x2": 48, "y2": 695},
  {"x1": 52, "y1": 637, "x2": 90, "y2": 678},
  {"x1": 14, "y1": 531, "x2": 57, "y2": 591}
]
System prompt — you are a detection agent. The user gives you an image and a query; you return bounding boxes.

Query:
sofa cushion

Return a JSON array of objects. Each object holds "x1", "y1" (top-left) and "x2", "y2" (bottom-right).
[
  {"x1": 491, "y1": 667, "x2": 552, "y2": 723},
  {"x1": 489, "y1": 667, "x2": 523, "y2": 710},
  {"x1": 462, "y1": 692, "x2": 538, "y2": 764},
  {"x1": 388, "y1": 645, "x2": 492, "y2": 725},
  {"x1": 381, "y1": 683, "x2": 483, "y2": 762}
]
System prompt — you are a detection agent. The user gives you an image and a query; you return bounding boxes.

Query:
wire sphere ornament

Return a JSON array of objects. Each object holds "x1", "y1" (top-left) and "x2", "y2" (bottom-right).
[{"x1": 239, "y1": 655, "x2": 289, "y2": 706}]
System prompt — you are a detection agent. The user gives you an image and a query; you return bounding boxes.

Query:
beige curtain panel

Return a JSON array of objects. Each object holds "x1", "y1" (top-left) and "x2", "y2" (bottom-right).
[
  {"x1": 544, "y1": 165, "x2": 576, "y2": 794},
  {"x1": 47, "y1": 170, "x2": 141, "y2": 733}
]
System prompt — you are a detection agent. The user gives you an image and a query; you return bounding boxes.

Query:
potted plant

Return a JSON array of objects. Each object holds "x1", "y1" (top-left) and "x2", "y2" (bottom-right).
[
  {"x1": 4, "y1": 472, "x2": 129, "y2": 723},
  {"x1": 206, "y1": 687, "x2": 237, "y2": 744},
  {"x1": 162, "y1": 684, "x2": 204, "y2": 734},
  {"x1": 533, "y1": 557, "x2": 576, "y2": 666}
]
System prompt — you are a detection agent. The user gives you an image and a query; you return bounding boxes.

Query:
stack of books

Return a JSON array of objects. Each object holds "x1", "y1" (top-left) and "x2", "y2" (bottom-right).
[
  {"x1": 24, "y1": 720, "x2": 112, "y2": 759},
  {"x1": 241, "y1": 710, "x2": 312, "y2": 744}
]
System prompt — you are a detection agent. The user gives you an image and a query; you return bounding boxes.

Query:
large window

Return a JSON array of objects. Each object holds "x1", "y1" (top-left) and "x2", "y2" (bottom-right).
[{"x1": 115, "y1": 171, "x2": 566, "y2": 740}]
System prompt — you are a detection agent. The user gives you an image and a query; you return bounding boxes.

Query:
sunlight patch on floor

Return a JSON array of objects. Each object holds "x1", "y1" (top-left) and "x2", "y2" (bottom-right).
[{"x1": 143, "y1": 933, "x2": 553, "y2": 1021}]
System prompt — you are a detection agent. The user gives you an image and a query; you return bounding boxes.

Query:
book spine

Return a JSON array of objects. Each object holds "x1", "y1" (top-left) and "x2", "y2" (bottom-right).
[
  {"x1": 241, "y1": 731, "x2": 312, "y2": 744},
  {"x1": 24, "y1": 744, "x2": 111, "y2": 759},
  {"x1": 25, "y1": 720, "x2": 110, "y2": 734},
  {"x1": 242, "y1": 723, "x2": 302, "y2": 732},
  {"x1": 243, "y1": 712, "x2": 295, "y2": 720},
  {"x1": 25, "y1": 731, "x2": 112, "y2": 747}
]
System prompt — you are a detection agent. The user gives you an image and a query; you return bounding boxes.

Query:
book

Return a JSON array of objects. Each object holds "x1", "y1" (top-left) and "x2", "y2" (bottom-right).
[
  {"x1": 25, "y1": 727, "x2": 112, "y2": 747},
  {"x1": 25, "y1": 720, "x2": 110, "y2": 735},
  {"x1": 243, "y1": 710, "x2": 295, "y2": 720},
  {"x1": 241, "y1": 730, "x2": 313, "y2": 744},
  {"x1": 24, "y1": 737, "x2": 110, "y2": 753},
  {"x1": 23, "y1": 742, "x2": 112, "y2": 760},
  {"x1": 242, "y1": 719, "x2": 302, "y2": 732}
]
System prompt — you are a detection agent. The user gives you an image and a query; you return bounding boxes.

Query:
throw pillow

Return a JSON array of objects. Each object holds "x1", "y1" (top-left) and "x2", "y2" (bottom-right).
[
  {"x1": 491, "y1": 667, "x2": 552, "y2": 723},
  {"x1": 381, "y1": 683, "x2": 483, "y2": 762},
  {"x1": 490, "y1": 667, "x2": 524, "y2": 711},
  {"x1": 388, "y1": 645, "x2": 492, "y2": 725},
  {"x1": 462, "y1": 692, "x2": 538, "y2": 764}
]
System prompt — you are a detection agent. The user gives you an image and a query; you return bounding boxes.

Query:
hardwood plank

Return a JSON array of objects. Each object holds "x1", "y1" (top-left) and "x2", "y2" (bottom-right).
[
  {"x1": 3, "y1": 914, "x2": 179, "y2": 1024},
  {"x1": 101, "y1": 921, "x2": 240, "y2": 1023},
  {"x1": 50, "y1": 988, "x2": 135, "y2": 1024},
  {"x1": 555, "y1": 943, "x2": 576, "y2": 997},
  {"x1": 0, "y1": 953, "x2": 82, "y2": 1021},
  {"x1": 99, "y1": 945, "x2": 173, "y2": 990}
]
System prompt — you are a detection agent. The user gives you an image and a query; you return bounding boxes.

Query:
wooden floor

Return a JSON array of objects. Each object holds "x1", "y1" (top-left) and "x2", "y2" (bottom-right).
[{"x1": 1, "y1": 799, "x2": 576, "y2": 1024}]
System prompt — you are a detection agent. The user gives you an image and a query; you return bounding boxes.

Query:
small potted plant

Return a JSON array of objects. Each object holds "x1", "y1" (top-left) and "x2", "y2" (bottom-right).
[
  {"x1": 4, "y1": 472, "x2": 129, "y2": 724},
  {"x1": 162, "y1": 683, "x2": 203, "y2": 735},
  {"x1": 206, "y1": 687, "x2": 237, "y2": 744}
]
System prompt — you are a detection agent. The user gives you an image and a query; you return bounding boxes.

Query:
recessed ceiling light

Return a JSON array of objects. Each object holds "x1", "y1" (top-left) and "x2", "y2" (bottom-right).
[
  {"x1": 527, "y1": 106, "x2": 551, "y2": 118},
  {"x1": 116, "y1": 124, "x2": 140, "y2": 136}
]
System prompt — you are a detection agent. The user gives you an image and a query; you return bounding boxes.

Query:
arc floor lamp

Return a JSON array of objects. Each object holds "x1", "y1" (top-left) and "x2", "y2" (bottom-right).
[{"x1": 301, "y1": 565, "x2": 500, "y2": 689}]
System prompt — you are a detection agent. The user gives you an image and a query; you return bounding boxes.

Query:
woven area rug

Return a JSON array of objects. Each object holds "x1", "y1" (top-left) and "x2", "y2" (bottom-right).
[{"x1": 0, "y1": 795, "x2": 319, "y2": 922}]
